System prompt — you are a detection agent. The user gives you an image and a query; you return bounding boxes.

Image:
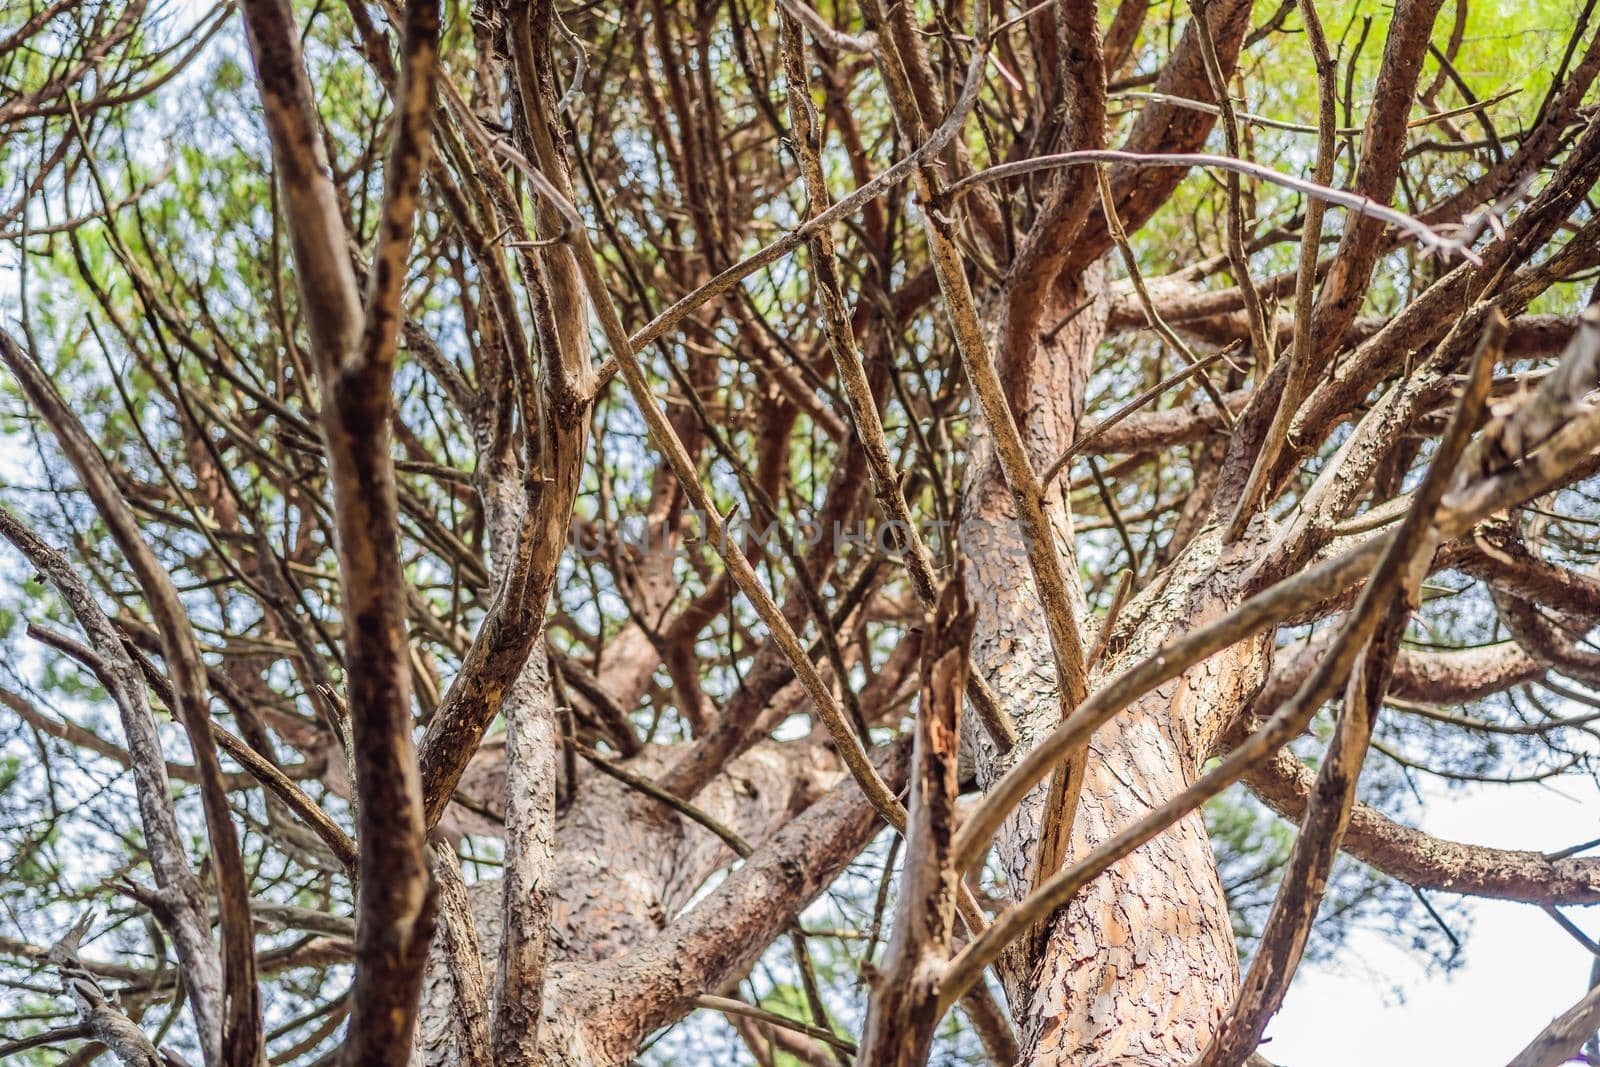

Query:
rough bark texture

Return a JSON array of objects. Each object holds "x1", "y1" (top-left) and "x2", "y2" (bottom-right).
[
  {"x1": 418, "y1": 740, "x2": 841, "y2": 1066},
  {"x1": 962, "y1": 269, "x2": 1267, "y2": 1063},
  {"x1": 970, "y1": 529, "x2": 1268, "y2": 1064},
  {"x1": 858, "y1": 587, "x2": 970, "y2": 1066}
]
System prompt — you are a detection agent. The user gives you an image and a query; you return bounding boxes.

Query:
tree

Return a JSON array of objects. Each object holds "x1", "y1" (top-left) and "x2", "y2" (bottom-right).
[{"x1": 3, "y1": 0, "x2": 1600, "y2": 1064}]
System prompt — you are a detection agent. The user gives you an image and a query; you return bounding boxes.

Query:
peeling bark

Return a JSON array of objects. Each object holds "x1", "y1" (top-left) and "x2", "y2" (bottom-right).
[
  {"x1": 419, "y1": 741, "x2": 840, "y2": 1066},
  {"x1": 961, "y1": 267, "x2": 1267, "y2": 1062}
]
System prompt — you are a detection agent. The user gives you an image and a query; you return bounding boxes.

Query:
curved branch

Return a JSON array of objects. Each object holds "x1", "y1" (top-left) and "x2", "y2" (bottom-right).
[
  {"x1": 946, "y1": 148, "x2": 1479, "y2": 262},
  {"x1": 1243, "y1": 744, "x2": 1600, "y2": 904}
]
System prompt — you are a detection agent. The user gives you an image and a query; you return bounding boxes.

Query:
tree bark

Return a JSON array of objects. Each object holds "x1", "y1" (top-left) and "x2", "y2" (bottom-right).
[
  {"x1": 418, "y1": 740, "x2": 841, "y2": 1066},
  {"x1": 962, "y1": 273, "x2": 1268, "y2": 1064}
]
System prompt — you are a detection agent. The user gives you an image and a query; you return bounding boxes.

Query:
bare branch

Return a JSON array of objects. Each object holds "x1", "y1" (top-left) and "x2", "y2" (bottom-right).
[
  {"x1": 0, "y1": 333, "x2": 258, "y2": 1065},
  {"x1": 238, "y1": 0, "x2": 445, "y2": 1059}
]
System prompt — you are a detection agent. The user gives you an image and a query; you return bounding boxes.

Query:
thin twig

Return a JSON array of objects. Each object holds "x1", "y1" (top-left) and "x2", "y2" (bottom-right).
[
  {"x1": 948, "y1": 149, "x2": 1482, "y2": 263},
  {"x1": 694, "y1": 995, "x2": 858, "y2": 1054},
  {"x1": 1042, "y1": 344, "x2": 1238, "y2": 485},
  {"x1": 1092, "y1": 162, "x2": 1237, "y2": 426}
]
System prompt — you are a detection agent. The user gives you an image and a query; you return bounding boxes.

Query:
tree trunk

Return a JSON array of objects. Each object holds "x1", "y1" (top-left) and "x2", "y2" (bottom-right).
[
  {"x1": 963, "y1": 273, "x2": 1269, "y2": 1064},
  {"x1": 417, "y1": 741, "x2": 840, "y2": 1066}
]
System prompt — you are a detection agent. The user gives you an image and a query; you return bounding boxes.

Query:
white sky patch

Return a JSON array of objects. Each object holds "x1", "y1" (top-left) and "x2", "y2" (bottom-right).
[{"x1": 1267, "y1": 774, "x2": 1600, "y2": 1064}]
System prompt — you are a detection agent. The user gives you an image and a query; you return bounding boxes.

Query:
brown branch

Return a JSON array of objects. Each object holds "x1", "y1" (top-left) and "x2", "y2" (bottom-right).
[
  {"x1": 0, "y1": 334, "x2": 259, "y2": 1064},
  {"x1": 1189, "y1": 0, "x2": 1272, "y2": 369},
  {"x1": 1506, "y1": 982, "x2": 1600, "y2": 1067},
  {"x1": 1196, "y1": 313, "x2": 1504, "y2": 1067},
  {"x1": 858, "y1": 583, "x2": 971, "y2": 1065},
  {"x1": 939, "y1": 306, "x2": 1493, "y2": 1014},
  {"x1": 995, "y1": 0, "x2": 1106, "y2": 389},
  {"x1": 862, "y1": 0, "x2": 1093, "y2": 892},
  {"x1": 238, "y1": 0, "x2": 445, "y2": 1060},
  {"x1": 693, "y1": 995, "x2": 857, "y2": 1054},
  {"x1": 1241, "y1": 743, "x2": 1600, "y2": 904},
  {"x1": 1223, "y1": 0, "x2": 1337, "y2": 539},
  {"x1": 1308, "y1": 0, "x2": 1447, "y2": 352}
]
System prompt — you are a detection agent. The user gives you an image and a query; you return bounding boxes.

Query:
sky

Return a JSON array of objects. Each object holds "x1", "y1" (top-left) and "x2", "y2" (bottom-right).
[{"x1": 1265, "y1": 775, "x2": 1600, "y2": 1065}]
